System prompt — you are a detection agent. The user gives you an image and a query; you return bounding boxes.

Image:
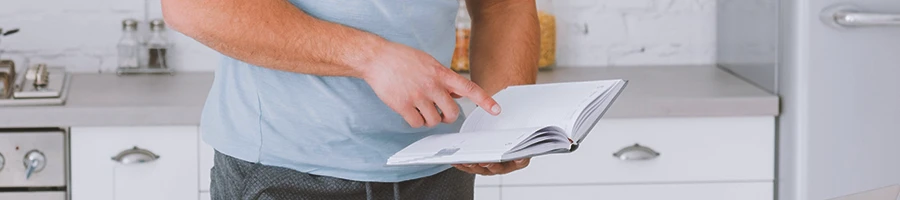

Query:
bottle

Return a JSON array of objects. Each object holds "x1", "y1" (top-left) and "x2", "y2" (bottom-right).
[
  {"x1": 117, "y1": 19, "x2": 141, "y2": 69},
  {"x1": 146, "y1": 19, "x2": 170, "y2": 69},
  {"x1": 450, "y1": 0, "x2": 471, "y2": 73},
  {"x1": 536, "y1": 0, "x2": 556, "y2": 70}
]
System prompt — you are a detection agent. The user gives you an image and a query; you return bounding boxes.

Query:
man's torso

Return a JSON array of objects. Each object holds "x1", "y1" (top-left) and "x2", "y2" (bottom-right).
[{"x1": 200, "y1": 0, "x2": 464, "y2": 182}]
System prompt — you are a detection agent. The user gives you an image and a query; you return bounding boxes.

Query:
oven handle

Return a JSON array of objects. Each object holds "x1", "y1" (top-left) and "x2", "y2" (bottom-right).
[{"x1": 111, "y1": 146, "x2": 160, "y2": 164}]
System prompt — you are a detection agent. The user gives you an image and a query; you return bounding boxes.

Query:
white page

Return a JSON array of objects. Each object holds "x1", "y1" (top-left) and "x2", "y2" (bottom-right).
[
  {"x1": 387, "y1": 127, "x2": 544, "y2": 165},
  {"x1": 460, "y1": 80, "x2": 618, "y2": 137},
  {"x1": 502, "y1": 139, "x2": 572, "y2": 161},
  {"x1": 573, "y1": 80, "x2": 626, "y2": 143}
]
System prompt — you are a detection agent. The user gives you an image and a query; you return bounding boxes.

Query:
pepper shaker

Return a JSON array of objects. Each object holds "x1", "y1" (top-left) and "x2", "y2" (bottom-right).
[{"x1": 146, "y1": 19, "x2": 170, "y2": 69}]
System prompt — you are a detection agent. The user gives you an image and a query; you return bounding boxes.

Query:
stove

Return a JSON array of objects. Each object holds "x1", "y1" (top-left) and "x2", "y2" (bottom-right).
[
  {"x1": 0, "y1": 129, "x2": 68, "y2": 200},
  {"x1": 0, "y1": 60, "x2": 70, "y2": 107}
]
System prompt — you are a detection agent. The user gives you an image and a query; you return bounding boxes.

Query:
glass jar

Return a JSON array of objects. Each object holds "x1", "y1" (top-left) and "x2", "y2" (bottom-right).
[
  {"x1": 536, "y1": 0, "x2": 556, "y2": 70},
  {"x1": 117, "y1": 19, "x2": 141, "y2": 69},
  {"x1": 451, "y1": 0, "x2": 471, "y2": 73},
  {"x1": 145, "y1": 19, "x2": 171, "y2": 69}
]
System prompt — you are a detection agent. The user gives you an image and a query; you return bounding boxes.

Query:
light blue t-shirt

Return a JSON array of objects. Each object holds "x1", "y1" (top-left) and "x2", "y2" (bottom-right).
[{"x1": 199, "y1": 0, "x2": 465, "y2": 182}]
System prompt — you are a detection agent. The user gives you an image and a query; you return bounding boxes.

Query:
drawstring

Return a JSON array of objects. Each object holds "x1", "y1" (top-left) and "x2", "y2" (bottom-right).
[
  {"x1": 365, "y1": 182, "x2": 373, "y2": 200},
  {"x1": 364, "y1": 182, "x2": 400, "y2": 200},
  {"x1": 393, "y1": 182, "x2": 400, "y2": 200}
]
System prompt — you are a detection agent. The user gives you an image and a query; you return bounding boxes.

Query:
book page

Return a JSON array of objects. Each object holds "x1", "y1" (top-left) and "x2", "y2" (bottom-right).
[
  {"x1": 502, "y1": 139, "x2": 572, "y2": 162},
  {"x1": 572, "y1": 80, "x2": 628, "y2": 143},
  {"x1": 387, "y1": 127, "x2": 545, "y2": 165},
  {"x1": 460, "y1": 80, "x2": 618, "y2": 136}
]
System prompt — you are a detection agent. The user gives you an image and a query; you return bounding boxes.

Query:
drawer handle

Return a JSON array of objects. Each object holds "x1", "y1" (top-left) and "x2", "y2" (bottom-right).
[
  {"x1": 111, "y1": 146, "x2": 160, "y2": 164},
  {"x1": 612, "y1": 144, "x2": 660, "y2": 161}
]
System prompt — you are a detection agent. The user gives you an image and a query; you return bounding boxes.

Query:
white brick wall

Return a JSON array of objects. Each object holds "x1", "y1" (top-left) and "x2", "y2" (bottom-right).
[
  {"x1": 554, "y1": 0, "x2": 716, "y2": 67},
  {"x1": 0, "y1": 0, "x2": 715, "y2": 73}
]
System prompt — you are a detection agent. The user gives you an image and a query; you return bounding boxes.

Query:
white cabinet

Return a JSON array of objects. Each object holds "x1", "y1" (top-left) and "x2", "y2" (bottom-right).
[
  {"x1": 68, "y1": 113, "x2": 774, "y2": 200},
  {"x1": 71, "y1": 126, "x2": 199, "y2": 200},
  {"x1": 474, "y1": 174, "x2": 500, "y2": 186},
  {"x1": 502, "y1": 116, "x2": 775, "y2": 185},
  {"x1": 501, "y1": 182, "x2": 773, "y2": 200},
  {"x1": 475, "y1": 186, "x2": 500, "y2": 200},
  {"x1": 199, "y1": 139, "x2": 214, "y2": 192},
  {"x1": 486, "y1": 116, "x2": 775, "y2": 200}
]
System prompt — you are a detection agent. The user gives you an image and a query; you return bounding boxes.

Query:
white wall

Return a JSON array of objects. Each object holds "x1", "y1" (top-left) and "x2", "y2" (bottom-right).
[{"x1": 0, "y1": 0, "x2": 715, "y2": 73}]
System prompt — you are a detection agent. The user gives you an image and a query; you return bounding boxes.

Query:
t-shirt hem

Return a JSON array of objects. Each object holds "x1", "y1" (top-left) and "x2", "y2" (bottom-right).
[
  {"x1": 293, "y1": 165, "x2": 454, "y2": 183},
  {"x1": 208, "y1": 138, "x2": 453, "y2": 183},
  {"x1": 203, "y1": 132, "x2": 261, "y2": 163}
]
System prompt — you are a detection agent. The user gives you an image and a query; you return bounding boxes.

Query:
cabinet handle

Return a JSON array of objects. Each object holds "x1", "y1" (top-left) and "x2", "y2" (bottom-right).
[
  {"x1": 612, "y1": 144, "x2": 660, "y2": 161},
  {"x1": 111, "y1": 146, "x2": 160, "y2": 164},
  {"x1": 820, "y1": 4, "x2": 900, "y2": 28}
]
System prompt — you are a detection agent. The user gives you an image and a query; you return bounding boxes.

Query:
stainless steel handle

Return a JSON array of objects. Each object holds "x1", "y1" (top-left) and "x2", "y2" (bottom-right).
[
  {"x1": 111, "y1": 146, "x2": 160, "y2": 164},
  {"x1": 23, "y1": 150, "x2": 46, "y2": 180},
  {"x1": 0, "y1": 152, "x2": 5, "y2": 172},
  {"x1": 821, "y1": 4, "x2": 900, "y2": 27},
  {"x1": 834, "y1": 11, "x2": 900, "y2": 26},
  {"x1": 612, "y1": 144, "x2": 660, "y2": 161}
]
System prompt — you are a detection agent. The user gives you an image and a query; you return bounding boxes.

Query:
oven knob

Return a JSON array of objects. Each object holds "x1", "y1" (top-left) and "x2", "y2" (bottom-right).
[{"x1": 23, "y1": 150, "x2": 45, "y2": 180}]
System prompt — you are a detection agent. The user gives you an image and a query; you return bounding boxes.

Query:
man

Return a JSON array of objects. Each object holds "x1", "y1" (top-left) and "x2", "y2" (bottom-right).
[{"x1": 161, "y1": 0, "x2": 539, "y2": 199}]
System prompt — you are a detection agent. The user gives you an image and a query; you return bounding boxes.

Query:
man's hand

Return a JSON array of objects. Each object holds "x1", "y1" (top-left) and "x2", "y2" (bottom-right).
[
  {"x1": 452, "y1": 158, "x2": 531, "y2": 175},
  {"x1": 359, "y1": 42, "x2": 501, "y2": 128},
  {"x1": 448, "y1": 0, "x2": 539, "y2": 176}
]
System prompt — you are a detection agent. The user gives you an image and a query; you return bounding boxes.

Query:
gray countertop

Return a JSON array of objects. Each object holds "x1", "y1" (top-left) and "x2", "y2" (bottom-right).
[
  {"x1": 1, "y1": 72, "x2": 215, "y2": 128},
  {"x1": 0, "y1": 65, "x2": 779, "y2": 128}
]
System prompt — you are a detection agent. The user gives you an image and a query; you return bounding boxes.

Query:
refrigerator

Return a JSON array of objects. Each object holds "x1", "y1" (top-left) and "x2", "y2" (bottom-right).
[{"x1": 718, "y1": 0, "x2": 900, "y2": 199}]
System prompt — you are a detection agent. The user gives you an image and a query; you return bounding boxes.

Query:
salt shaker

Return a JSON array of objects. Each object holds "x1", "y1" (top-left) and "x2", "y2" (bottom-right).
[{"x1": 117, "y1": 19, "x2": 141, "y2": 69}]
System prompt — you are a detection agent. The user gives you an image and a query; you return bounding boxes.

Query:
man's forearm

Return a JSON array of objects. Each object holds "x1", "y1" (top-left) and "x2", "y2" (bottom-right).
[
  {"x1": 466, "y1": 0, "x2": 540, "y2": 95},
  {"x1": 161, "y1": 0, "x2": 384, "y2": 78}
]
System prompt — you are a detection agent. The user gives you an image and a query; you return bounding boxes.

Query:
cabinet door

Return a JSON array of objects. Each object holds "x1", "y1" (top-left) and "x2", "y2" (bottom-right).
[
  {"x1": 501, "y1": 182, "x2": 773, "y2": 200},
  {"x1": 71, "y1": 126, "x2": 199, "y2": 200},
  {"x1": 502, "y1": 117, "x2": 775, "y2": 185},
  {"x1": 199, "y1": 139, "x2": 214, "y2": 192},
  {"x1": 475, "y1": 186, "x2": 500, "y2": 200}
]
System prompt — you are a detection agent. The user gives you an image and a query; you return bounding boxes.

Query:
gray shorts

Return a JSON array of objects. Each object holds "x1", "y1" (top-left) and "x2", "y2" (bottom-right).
[{"x1": 210, "y1": 151, "x2": 475, "y2": 200}]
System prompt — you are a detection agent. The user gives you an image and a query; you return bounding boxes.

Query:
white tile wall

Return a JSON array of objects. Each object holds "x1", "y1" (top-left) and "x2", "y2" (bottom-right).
[{"x1": 0, "y1": 0, "x2": 715, "y2": 73}]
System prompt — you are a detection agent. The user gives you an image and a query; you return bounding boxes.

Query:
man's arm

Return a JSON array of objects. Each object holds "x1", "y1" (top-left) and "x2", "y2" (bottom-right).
[
  {"x1": 467, "y1": 0, "x2": 540, "y2": 95},
  {"x1": 162, "y1": 0, "x2": 378, "y2": 77},
  {"x1": 453, "y1": 0, "x2": 540, "y2": 175},
  {"x1": 161, "y1": 0, "x2": 502, "y2": 128}
]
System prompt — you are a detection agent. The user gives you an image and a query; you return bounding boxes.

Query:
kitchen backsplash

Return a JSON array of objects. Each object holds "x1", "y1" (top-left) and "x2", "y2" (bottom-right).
[{"x1": 0, "y1": 0, "x2": 714, "y2": 73}]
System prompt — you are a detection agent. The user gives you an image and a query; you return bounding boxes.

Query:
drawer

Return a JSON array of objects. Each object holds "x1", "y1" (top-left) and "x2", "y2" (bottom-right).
[
  {"x1": 475, "y1": 186, "x2": 500, "y2": 200},
  {"x1": 501, "y1": 182, "x2": 773, "y2": 200},
  {"x1": 200, "y1": 140, "x2": 214, "y2": 192},
  {"x1": 71, "y1": 126, "x2": 199, "y2": 200},
  {"x1": 475, "y1": 175, "x2": 500, "y2": 186},
  {"x1": 502, "y1": 116, "x2": 775, "y2": 185}
]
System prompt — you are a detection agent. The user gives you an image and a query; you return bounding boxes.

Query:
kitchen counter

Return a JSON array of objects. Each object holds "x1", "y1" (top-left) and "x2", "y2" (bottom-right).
[
  {"x1": 460, "y1": 65, "x2": 780, "y2": 118},
  {"x1": 1, "y1": 72, "x2": 215, "y2": 128},
  {"x1": 0, "y1": 65, "x2": 779, "y2": 128}
]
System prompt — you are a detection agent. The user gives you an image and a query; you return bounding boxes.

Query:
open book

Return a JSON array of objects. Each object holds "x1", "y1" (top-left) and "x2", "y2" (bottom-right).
[{"x1": 386, "y1": 79, "x2": 628, "y2": 165}]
